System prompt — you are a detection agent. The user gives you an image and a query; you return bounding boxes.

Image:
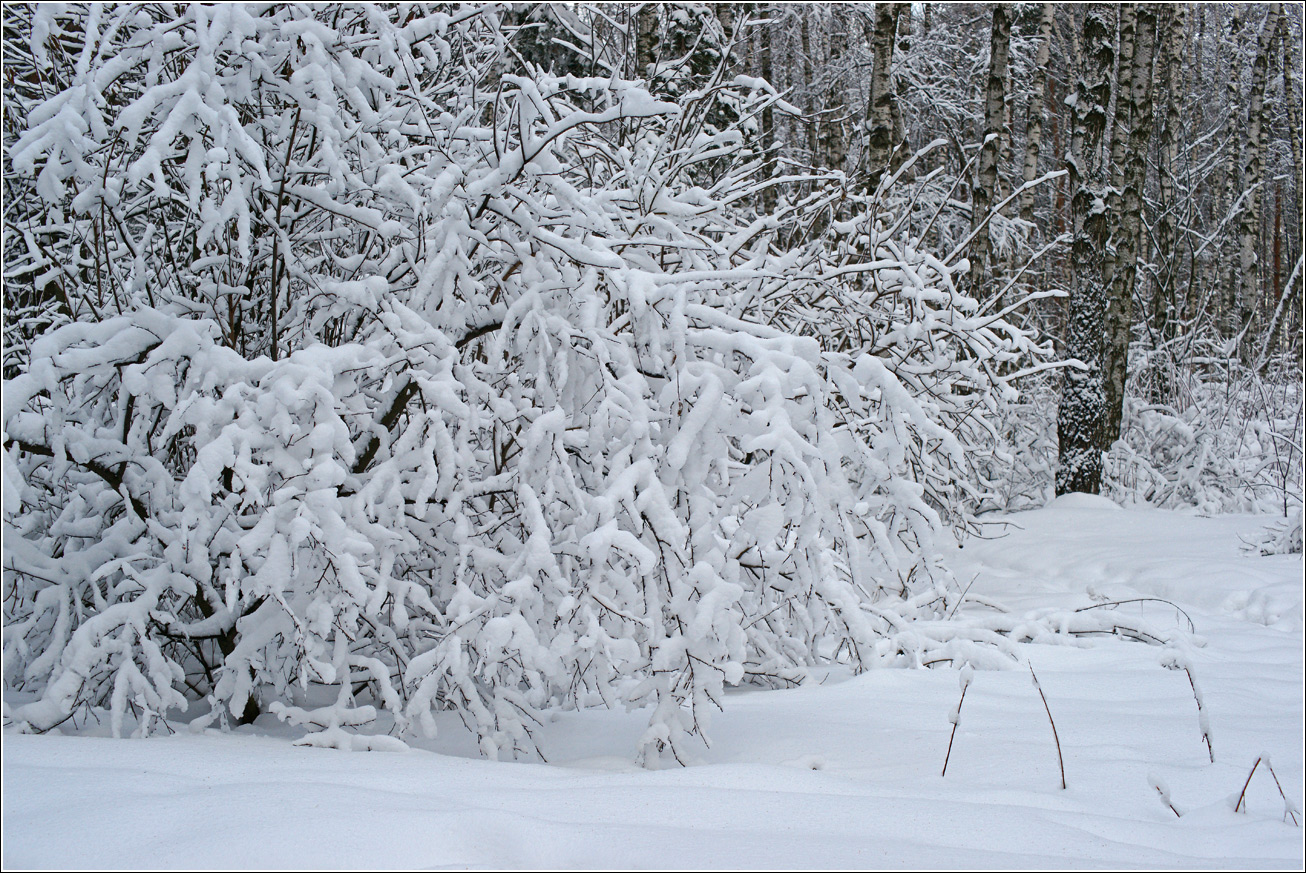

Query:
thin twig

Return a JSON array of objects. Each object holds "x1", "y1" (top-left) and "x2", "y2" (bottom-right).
[
  {"x1": 1029, "y1": 664, "x2": 1066, "y2": 789},
  {"x1": 945, "y1": 573, "x2": 980, "y2": 621},
  {"x1": 1181, "y1": 666, "x2": 1214, "y2": 763},
  {"x1": 1264, "y1": 759, "x2": 1301, "y2": 827},
  {"x1": 1076, "y1": 597, "x2": 1196, "y2": 634},
  {"x1": 941, "y1": 676, "x2": 970, "y2": 778},
  {"x1": 1235, "y1": 757, "x2": 1262, "y2": 813},
  {"x1": 1153, "y1": 784, "x2": 1181, "y2": 818}
]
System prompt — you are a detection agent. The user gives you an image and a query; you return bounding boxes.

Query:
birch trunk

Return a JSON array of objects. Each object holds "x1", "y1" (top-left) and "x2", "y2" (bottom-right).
[
  {"x1": 1153, "y1": 4, "x2": 1187, "y2": 345},
  {"x1": 1218, "y1": 9, "x2": 1244, "y2": 332},
  {"x1": 1234, "y1": 3, "x2": 1283, "y2": 362},
  {"x1": 635, "y1": 4, "x2": 659, "y2": 79},
  {"x1": 1058, "y1": 4, "x2": 1116, "y2": 496},
  {"x1": 1280, "y1": 8, "x2": 1303, "y2": 365},
  {"x1": 863, "y1": 3, "x2": 901, "y2": 194},
  {"x1": 759, "y1": 4, "x2": 777, "y2": 212},
  {"x1": 800, "y1": 13, "x2": 818, "y2": 162},
  {"x1": 1284, "y1": 15, "x2": 1304, "y2": 218},
  {"x1": 967, "y1": 4, "x2": 1011, "y2": 291},
  {"x1": 1102, "y1": 3, "x2": 1136, "y2": 296},
  {"x1": 1103, "y1": 5, "x2": 1157, "y2": 447},
  {"x1": 1020, "y1": 3, "x2": 1055, "y2": 224},
  {"x1": 1103, "y1": 3, "x2": 1136, "y2": 201},
  {"x1": 819, "y1": 8, "x2": 849, "y2": 173}
]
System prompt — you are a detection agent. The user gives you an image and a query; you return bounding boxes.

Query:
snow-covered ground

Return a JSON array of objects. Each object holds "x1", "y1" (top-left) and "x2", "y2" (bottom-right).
[{"x1": 4, "y1": 497, "x2": 1302, "y2": 869}]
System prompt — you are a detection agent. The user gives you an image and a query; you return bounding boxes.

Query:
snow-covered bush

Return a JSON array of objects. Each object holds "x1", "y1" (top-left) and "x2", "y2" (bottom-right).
[
  {"x1": 1245, "y1": 505, "x2": 1304, "y2": 556},
  {"x1": 3, "y1": 4, "x2": 1052, "y2": 762},
  {"x1": 1104, "y1": 342, "x2": 1303, "y2": 518},
  {"x1": 965, "y1": 374, "x2": 1059, "y2": 514}
]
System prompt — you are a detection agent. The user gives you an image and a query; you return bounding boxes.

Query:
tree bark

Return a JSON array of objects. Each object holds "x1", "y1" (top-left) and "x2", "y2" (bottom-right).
[
  {"x1": 1284, "y1": 14, "x2": 1304, "y2": 219},
  {"x1": 759, "y1": 4, "x2": 777, "y2": 212},
  {"x1": 1234, "y1": 3, "x2": 1283, "y2": 362},
  {"x1": 967, "y1": 4, "x2": 1011, "y2": 291},
  {"x1": 1280, "y1": 8, "x2": 1303, "y2": 366},
  {"x1": 1020, "y1": 3, "x2": 1055, "y2": 224},
  {"x1": 635, "y1": 3, "x2": 659, "y2": 80},
  {"x1": 818, "y1": 7, "x2": 849, "y2": 173},
  {"x1": 800, "y1": 12, "x2": 818, "y2": 163},
  {"x1": 1102, "y1": 4, "x2": 1157, "y2": 447},
  {"x1": 1217, "y1": 9, "x2": 1244, "y2": 332},
  {"x1": 1152, "y1": 4, "x2": 1186, "y2": 345},
  {"x1": 1057, "y1": 4, "x2": 1116, "y2": 496},
  {"x1": 863, "y1": 3, "x2": 901, "y2": 193},
  {"x1": 1104, "y1": 4, "x2": 1136, "y2": 210}
]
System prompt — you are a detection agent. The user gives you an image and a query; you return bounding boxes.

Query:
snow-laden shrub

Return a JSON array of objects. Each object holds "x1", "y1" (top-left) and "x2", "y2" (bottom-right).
[
  {"x1": 1104, "y1": 343, "x2": 1303, "y2": 518},
  {"x1": 2, "y1": 286, "x2": 1019, "y2": 760},
  {"x1": 965, "y1": 374, "x2": 1059, "y2": 514},
  {"x1": 1244, "y1": 504, "x2": 1304, "y2": 556},
  {"x1": 3, "y1": 4, "x2": 1050, "y2": 762}
]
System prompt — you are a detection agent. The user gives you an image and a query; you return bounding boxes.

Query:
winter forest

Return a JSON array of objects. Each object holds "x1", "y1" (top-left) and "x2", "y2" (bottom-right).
[{"x1": 1, "y1": 3, "x2": 1303, "y2": 867}]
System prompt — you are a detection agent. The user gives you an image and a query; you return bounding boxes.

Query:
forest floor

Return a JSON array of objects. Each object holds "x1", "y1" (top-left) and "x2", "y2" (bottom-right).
[{"x1": 3, "y1": 496, "x2": 1303, "y2": 869}]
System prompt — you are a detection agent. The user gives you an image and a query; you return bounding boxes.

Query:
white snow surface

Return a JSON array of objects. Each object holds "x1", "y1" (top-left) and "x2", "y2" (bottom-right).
[{"x1": 4, "y1": 503, "x2": 1303, "y2": 869}]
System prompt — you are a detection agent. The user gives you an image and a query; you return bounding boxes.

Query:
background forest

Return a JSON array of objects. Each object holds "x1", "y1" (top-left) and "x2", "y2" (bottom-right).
[{"x1": 1, "y1": 3, "x2": 1301, "y2": 762}]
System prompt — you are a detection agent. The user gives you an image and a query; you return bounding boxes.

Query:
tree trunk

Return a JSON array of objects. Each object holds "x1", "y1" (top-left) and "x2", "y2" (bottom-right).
[
  {"x1": 1152, "y1": 4, "x2": 1186, "y2": 346},
  {"x1": 967, "y1": 4, "x2": 1011, "y2": 292},
  {"x1": 1101, "y1": 3, "x2": 1136, "y2": 201},
  {"x1": 1049, "y1": 72, "x2": 1065, "y2": 262},
  {"x1": 1102, "y1": 3, "x2": 1136, "y2": 297},
  {"x1": 1218, "y1": 9, "x2": 1244, "y2": 333},
  {"x1": 1280, "y1": 9, "x2": 1303, "y2": 367},
  {"x1": 1234, "y1": 3, "x2": 1283, "y2": 362},
  {"x1": 759, "y1": 4, "x2": 777, "y2": 212},
  {"x1": 1020, "y1": 3, "x2": 1055, "y2": 224},
  {"x1": 1102, "y1": 5, "x2": 1157, "y2": 447},
  {"x1": 635, "y1": 4, "x2": 659, "y2": 80},
  {"x1": 863, "y1": 3, "x2": 901, "y2": 194},
  {"x1": 1284, "y1": 14, "x2": 1304, "y2": 219},
  {"x1": 819, "y1": 7, "x2": 849, "y2": 173},
  {"x1": 1057, "y1": 4, "x2": 1115, "y2": 496},
  {"x1": 715, "y1": 4, "x2": 738, "y2": 67},
  {"x1": 800, "y1": 12, "x2": 818, "y2": 162}
]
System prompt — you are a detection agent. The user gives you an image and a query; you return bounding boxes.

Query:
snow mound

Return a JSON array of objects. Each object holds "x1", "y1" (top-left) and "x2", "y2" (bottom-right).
[{"x1": 1048, "y1": 492, "x2": 1123, "y2": 511}]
